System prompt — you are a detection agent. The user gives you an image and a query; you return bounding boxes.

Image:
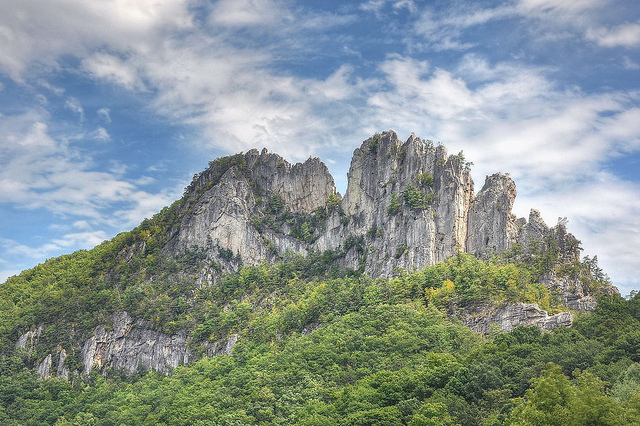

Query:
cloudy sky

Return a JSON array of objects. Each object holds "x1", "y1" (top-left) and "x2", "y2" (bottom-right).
[{"x1": 1, "y1": 0, "x2": 639, "y2": 296}]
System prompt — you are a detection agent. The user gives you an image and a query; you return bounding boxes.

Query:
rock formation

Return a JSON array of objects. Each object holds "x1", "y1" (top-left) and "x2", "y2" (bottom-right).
[
  {"x1": 161, "y1": 129, "x2": 610, "y2": 309},
  {"x1": 80, "y1": 311, "x2": 191, "y2": 375},
  {"x1": 456, "y1": 303, "x2": 574, "y2": 334},
  {"x1": 317, "y1": 132, "x2": 474, "y2": 276},
  {"x1": 466, "y1": 173, "x2": 518, "y2": 256},
  {"x1": 15, "y1": 130, "x2": 618, "y2": 377}
]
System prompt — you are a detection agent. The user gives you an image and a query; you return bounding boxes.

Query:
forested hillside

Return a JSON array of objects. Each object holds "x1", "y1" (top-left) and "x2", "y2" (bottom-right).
[
  {"x1": 0, "y1": 137, "x2": 636, "y2": 425},
  {"x1": 0, "y1": 251, "x2": 638, "y2": 425}
]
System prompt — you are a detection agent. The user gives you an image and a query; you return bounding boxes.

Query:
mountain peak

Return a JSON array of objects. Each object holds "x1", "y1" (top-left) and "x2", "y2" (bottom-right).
[{"x1": 5, "y1": 132, "x2": 618, "y2": 378}]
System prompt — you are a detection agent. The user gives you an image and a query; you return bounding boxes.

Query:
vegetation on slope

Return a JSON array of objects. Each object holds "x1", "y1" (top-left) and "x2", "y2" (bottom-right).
[
  {"x1": 0, "y1": 150, "x2": 627, "y2": 424},
  {"x1": 0, "y1": 247, "x2": 637, "y2": 425}
]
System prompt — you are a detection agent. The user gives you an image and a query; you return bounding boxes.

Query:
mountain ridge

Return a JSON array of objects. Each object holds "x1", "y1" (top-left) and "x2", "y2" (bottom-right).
[
  {"x1": 162, "y1": 130, "x2": 614, "y2": 307},
  {"x1": 3, "y1": 130, "x2": 618, "y2": 378}
]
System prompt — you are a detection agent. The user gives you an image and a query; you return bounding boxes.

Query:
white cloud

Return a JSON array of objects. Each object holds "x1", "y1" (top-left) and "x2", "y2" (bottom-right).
[
  {"x1": 0, "y1": 231, "x2": 108, "y2": 262},
  {"x1": 82, "y1": 53, "x2": 143, "y2": 90},
  {"x1": 92, "y1": 127, "x2": 111, "y2": 141},
  {"x1": 147, "y1": 161, "x2": 170, "y2": 173},
  {"x1": 72, "y1": 220, "x2": 92, "y2": 230},
  {"x1": 410, "y1": 0, "x2": 639, "y2": 53},
  {"x1": 37, "y1": 79, "x2": 65, "y2": 95},
  {"x1": 121, "y1": 36, "x2": 366, "y2": 160},
  {"x1": 0, "y1": 0, "x2": 361, "y2": 162},
  {"x1": 0, "y1": 111, "x2": 174, "y2": 224},
  {"x1": 370, "y1": 54, "x2": 639, "y2": 182},
  {"x1": 209, "y1": 0, "x2": 292, "y2": 27},
  {"x1": 587, "y1": 22, "x2": 640, "y2": 47},
  {"x1": 517, "y1": 0, "x2": 604, "y2": 14},
  {"x1": 361, "y1": 0, "x2": 417, "y2": 13},
  {"x1": 0, "y1": 0, "x2": 193, "y2": 78},
  {"x1": 360, "y1": 0, "x2": 385, "y2": 12},
  {"x1": 623, "y1": 56, "x2": 640, "y2": 69},
  {"x1": 411, "y1": 5, "x2": 515, "y2": 51},
  {"x1": 97, "y1": 107, "x2": 111, "y2": 122},
  {"x1": 65, "y1": 97, "x2": 85, "y2": 121},
  {"x1": 134, "y1": 176, "x2": 156, "y2": 186}
]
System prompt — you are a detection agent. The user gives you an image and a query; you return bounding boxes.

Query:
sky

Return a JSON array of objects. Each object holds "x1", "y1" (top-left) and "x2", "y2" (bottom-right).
[{"x1": 0, "y1": 0, "x2": 639, "y2": 296}]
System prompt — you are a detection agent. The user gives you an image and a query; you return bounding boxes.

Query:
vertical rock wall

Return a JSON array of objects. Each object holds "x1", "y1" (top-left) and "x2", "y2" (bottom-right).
[
  {"x1": 466, "y1": 173, "x2": 518, "y2": 256},
  {"x1": 329, "y1": 131, "x2": 475, "y2": 275}
]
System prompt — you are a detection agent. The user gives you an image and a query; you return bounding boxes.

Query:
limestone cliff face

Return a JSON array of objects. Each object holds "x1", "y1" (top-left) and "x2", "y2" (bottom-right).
[
  {"x1": 163, "y1": 131, "x2": 607, "y2": 302},
  {"x1": 245, "y1": 149, "x2": 335, "y2": 214},
  {"x1": 162, "y1": 130, "x2": 614, "y2": 323},
  {"x1": 18, "y1": 312, "x2": 238, "y2": 378},
  {"x1": 80, "y1": 312, "x2": 191, "y2": 375},
  {"x1": 466, "y1": 173, "x2": 518, "y2": 256},
  {"x1": 166, "y1": 149, "x2": 335, "y2": 268},
  {"x1": 319, "y1": 131, "x2": 474, "y2": 276},
  {"x1": 456, "y1": 303, "x2": 574, "y2": 334}
]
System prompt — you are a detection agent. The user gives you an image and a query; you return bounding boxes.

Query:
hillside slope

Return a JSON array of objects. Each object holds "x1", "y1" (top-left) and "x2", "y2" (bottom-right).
[
  {"x1": 1, "y1": 132, "x2": 616, "y2": 380},
  {"x1": 1, "y1": 260, "x2": 638, "y2": 425}
]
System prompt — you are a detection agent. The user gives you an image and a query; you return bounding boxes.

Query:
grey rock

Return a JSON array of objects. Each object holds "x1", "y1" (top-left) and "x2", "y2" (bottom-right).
[
  {"x1": 81, "y1": 312, "x2": 192, "y2": 375},
  {"x1": 245, "y1": 149, "x2": 336, "y2": 214},
  {"x1": 466, "y1": 173, "x2": 518, "y2": 256},
  {"x1": 56, "y1": 349, "x2": 69, "y2": 379},
  {"x1": 165, "y1": 149, "x2": 333, "y2": 269},
  {"x1": 206, "y1": 334, "x2": 238, "y2": 357},
  {"x1": 458, "y1": 303, "x2": 574, "y2": 334},
  {"x1": 16, "y1": 325, "x2": 42, "y2": 350},
  {"x1": 37, "y1": 354, "x2": 52, "y2": 379},
  {"x1": 163, "y1": 130, "x2": 614, "y2": 321},
  {"x1": 541, "y1": 270, "x2": 620, "y2": 311},
  {"x1": 517, "y1": 209, "x2": 549, "y2": 253},
  {"x1": 165, "y1": 132, "x2": 614, "y2": 312},
  {"x1": 317, "y1": 131, "x2": 474, "y2": 276}
]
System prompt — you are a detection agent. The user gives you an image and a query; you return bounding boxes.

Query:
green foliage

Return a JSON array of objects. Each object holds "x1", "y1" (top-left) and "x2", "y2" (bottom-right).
[
  {"x1": 403, "y1": 183, "x2": 434, "y2": 210},
  {"x1": 252, "y1": 193, "x2": 331, "y2": 244},
  {"x1": 343, "y1": 235, "x2": 365, "y2": 253},
  {"x1": 268, "y1": 193, "x2": 284, "y2": 213},
  {"x1": 369, "y1": 133, "x2": 381, "y2": 154},
  {"x1": 0, "y1": 222, "x2": 631, "y2": 426},
  {"x1": 506, "y1": 363, "x2": 638, "y2": 425},
  {"x1": 367, "y1": 226, "x2": 383, "y2": 239},
  {"x1": 217, "y1": 247, "x2": 234, "y2": 261},
  {"x1": 417, "y1": 172, "x2": 434, "y2": 188},
  {"x1": 388, "y1": 193, "x2": 402, "y2": 215},
  {"x1": 420, "y1": 253, "x2": 550, "y2": 308},
  {"x1": 395, "y1": 245, "x2": 408, "y2": 259},
  {"x1": 326, "y1": 193, "x2": 341, "y2": 211}
]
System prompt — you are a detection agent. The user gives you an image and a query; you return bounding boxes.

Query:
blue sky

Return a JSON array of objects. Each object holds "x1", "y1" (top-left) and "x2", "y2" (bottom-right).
[{"x1": 1, "y1": 0, "x2": 639, "y2": 296}]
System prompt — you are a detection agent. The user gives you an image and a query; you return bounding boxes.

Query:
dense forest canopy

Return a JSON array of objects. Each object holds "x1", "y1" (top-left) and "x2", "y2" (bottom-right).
[{"x1": 0, "y1": 241, "x2": 638, "y2": 424}]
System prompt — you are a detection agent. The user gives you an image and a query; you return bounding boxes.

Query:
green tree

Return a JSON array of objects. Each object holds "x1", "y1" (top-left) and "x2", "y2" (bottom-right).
[
  {"x1": 508, "y1": 364, "x2": 619, "y2": 426},
  {"x1": 388, "y1": 193, "x2": 402, "y2": 215}
]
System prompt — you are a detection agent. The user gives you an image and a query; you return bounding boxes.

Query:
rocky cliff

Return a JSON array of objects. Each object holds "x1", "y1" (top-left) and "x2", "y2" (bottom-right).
[
  {"x1": 455, "y1": 303, "x2": 574, "y2": 334},
  {"x1": 17, "y1": 312, "x2": 238, "y2": 377},
  {"x1": 162, "y1": 130, "x2": 609, "y2": 305},
  {"x1": 165, "y1": 149, "x2": 335, "y2": 266},
  {"x1": 317, "y1": 132, "x2": 474, "y2": 276},
  {"x1": 15, "y1": 130, "x2": 618, "y2": 378}
]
